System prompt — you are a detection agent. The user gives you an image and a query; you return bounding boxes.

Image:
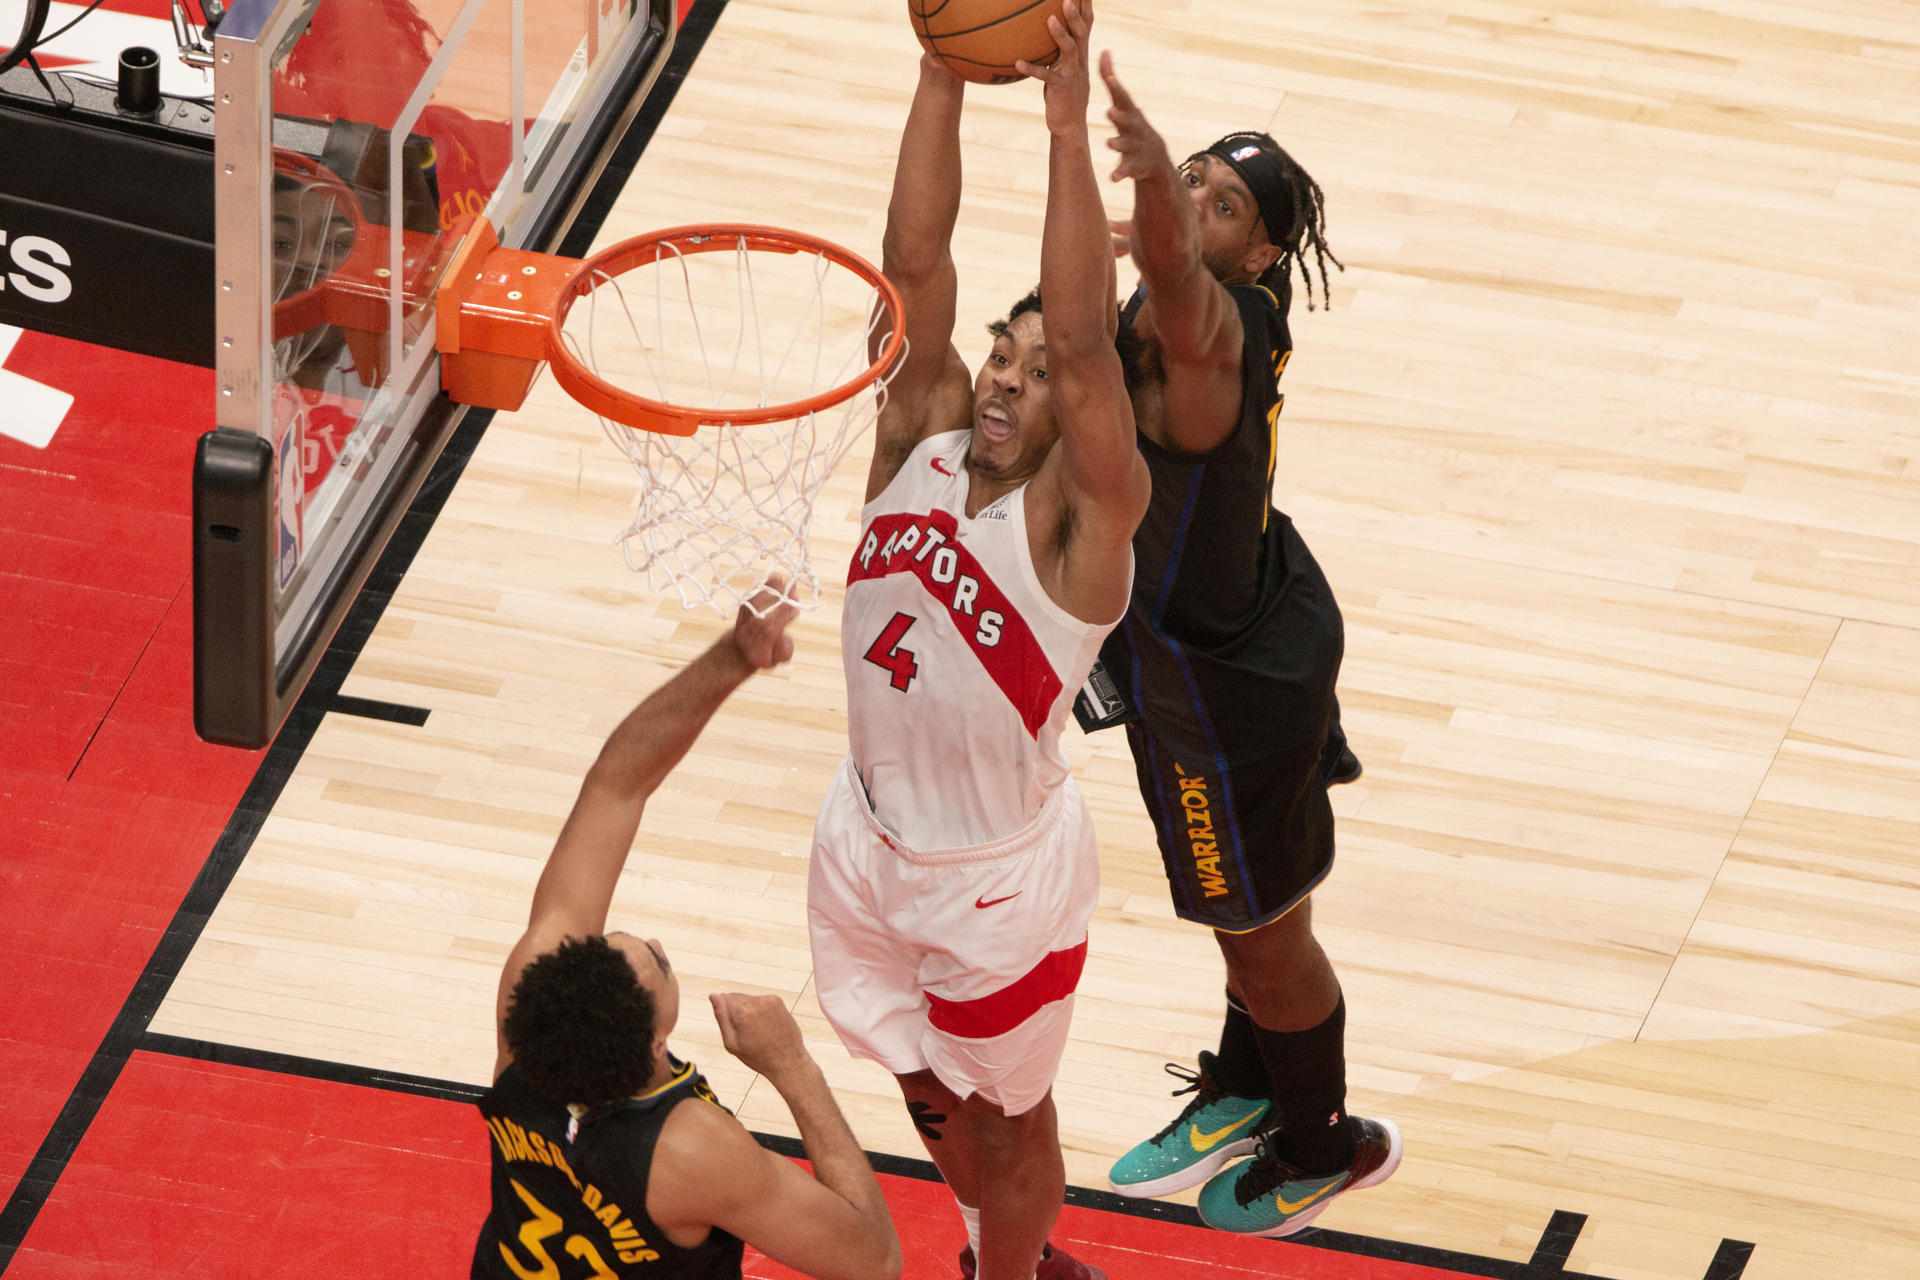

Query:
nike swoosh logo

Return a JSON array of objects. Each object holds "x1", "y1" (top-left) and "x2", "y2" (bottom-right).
[
  {"x1": 1188, "y1": 1115, "x2": 1255, "y2": 1152},
  {"x1": 1274, "y1": 1176, "x2": 1348, "y2": 1214},
  {"x1": 974, "y1": 892, "x2": 1021, "y2": 909},
  {"x1": 931, "y1": 457, "x2": 954, "y2": 476}
]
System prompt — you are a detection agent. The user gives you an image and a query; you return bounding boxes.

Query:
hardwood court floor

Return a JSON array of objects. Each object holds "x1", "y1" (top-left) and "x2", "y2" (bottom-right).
[{"x1": 147, "y1": 2, "x2": 1920, "y2": 1277}]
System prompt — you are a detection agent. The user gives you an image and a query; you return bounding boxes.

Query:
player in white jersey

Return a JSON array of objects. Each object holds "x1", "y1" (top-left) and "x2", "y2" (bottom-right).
[{"x1": 807, "y1": 6, "x2": 1148, "y2": 1280}]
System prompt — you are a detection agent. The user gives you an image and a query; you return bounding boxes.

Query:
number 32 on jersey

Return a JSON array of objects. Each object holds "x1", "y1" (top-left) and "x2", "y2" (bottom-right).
[{"x1": 499, "y1": 1179, "x2": 657, "y2": 1278}]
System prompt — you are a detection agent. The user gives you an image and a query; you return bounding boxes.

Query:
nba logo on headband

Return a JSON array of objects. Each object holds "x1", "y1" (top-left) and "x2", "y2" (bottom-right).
[{"x1": 1230, "y1": 145, "x2": 1263, "y2": 162}]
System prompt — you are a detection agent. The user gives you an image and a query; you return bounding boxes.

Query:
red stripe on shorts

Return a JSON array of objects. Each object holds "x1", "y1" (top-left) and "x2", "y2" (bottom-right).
[{"x1": 925, "y1": 941, "x2": 1088, "y2": 1040}]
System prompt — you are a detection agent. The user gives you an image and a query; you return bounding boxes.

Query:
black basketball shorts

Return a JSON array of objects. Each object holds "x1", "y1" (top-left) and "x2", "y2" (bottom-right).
[{"x1": 1124, "y1": 716, "x2": 1337, "y2": 933}]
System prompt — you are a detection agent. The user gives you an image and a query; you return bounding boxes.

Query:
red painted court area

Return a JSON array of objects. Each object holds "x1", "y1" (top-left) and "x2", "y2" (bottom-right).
[
  {"x1": 0, "y1": 329, "x2": 263, "y2": 1223},
  {"x1": 17, "y1": 1053, "x2": 1468, "y2": 1280}
]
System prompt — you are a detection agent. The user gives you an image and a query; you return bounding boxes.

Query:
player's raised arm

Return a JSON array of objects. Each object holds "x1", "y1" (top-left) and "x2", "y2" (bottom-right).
[
  {"x1": 649, "y1": 994, "x2": 902, "y2": 1280},
  {"x1": 1101, "y1": 53, "x2": 1247, "y2": 448},
  {"x1": 1018, "y1": 3, "x2": 1147, "y2": 558},
  {"x1": 492, "y1": 584, "x2": 798, "y2": 1070},
  {"x1": 868, "y1": 54, "x2": 975, "y2": 496}
]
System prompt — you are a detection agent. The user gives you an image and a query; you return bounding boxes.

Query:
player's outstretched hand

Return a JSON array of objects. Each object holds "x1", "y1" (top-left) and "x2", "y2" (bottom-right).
[
  {"x1": 1015, "y1": 0, "x2": 1092, "y2": 135},
  {"x1": 731, "y1": 574, "x2": 800, "y2": 670},
  {"x1": 711, "y1": 992, "x2": 812, "y2": 1082},
  {"x1": 1100, "y1": 51, "x2": 1173, "y2": 185}
]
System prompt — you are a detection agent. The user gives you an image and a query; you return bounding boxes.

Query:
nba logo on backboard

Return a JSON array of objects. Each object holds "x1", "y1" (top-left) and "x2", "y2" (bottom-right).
[
  {"x1": 1230, "y1": 145, "x2": 1262, "y2": 162},
  {"x1": 272, "y1": 385, "x2": 305, "y2": 591}
]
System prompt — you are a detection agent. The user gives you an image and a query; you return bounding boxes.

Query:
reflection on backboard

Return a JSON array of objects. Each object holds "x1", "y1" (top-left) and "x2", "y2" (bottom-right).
[{"x1": 192, "y1": 0, "x2": 677, "y2": 748}]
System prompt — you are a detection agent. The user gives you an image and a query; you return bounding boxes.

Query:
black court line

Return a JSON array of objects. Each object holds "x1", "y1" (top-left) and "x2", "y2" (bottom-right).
[
  {"x1": 143, "y1": 1032, "x2": 489, "y2": 1104},
  {"x1": 1703, "y1": 1240, "x2": 1755, "y2": 1280},
  {"x1": 0, "y1": 7, "x2": 730, "y2": 1268},
  {"x1": 1529, "y1": 1210, "x2": 1587, "y2": 1271},
  {"x1": 136, "y1": 1033, "x2": 1632, "y2": 1280},
  {"x1": 325, "y1": 693, "x2": 432, "y2": 726}
]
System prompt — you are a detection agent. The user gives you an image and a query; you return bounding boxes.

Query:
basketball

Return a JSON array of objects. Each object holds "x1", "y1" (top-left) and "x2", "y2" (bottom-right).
[{"x1": 909, "y1": 0, "x2": 1068, "y2": 85}]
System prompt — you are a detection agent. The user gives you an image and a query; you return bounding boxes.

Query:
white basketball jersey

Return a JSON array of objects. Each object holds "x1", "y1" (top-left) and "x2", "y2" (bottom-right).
[{"x1": 843, "y1": 430, "x2": 1124, "y2": 850}]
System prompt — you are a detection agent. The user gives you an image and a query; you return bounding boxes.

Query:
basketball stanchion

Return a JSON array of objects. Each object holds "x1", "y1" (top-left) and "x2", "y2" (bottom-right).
[{"x1": 268, "y1": 150, "x2": 907, "y2": 617}]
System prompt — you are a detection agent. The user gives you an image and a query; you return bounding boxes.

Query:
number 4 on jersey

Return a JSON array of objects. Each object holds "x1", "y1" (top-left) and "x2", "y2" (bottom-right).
[{"x1": 863, "y1": 612, "x2": 919, "y2": 691}]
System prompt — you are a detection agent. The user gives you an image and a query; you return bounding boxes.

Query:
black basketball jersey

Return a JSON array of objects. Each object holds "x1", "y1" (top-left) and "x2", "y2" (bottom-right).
[
  {"x1": 1095, "y1": 281, "x2": 1344, "y2": 763},
  {"x1": 472, "y1": 1059, "x2": 746, "y2": 1280}
]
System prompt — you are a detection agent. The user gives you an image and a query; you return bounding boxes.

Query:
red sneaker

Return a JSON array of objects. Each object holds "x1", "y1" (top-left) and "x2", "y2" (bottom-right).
[{"x1": 958, "y1": 1242, "x2": 1106, "y2": 1280}]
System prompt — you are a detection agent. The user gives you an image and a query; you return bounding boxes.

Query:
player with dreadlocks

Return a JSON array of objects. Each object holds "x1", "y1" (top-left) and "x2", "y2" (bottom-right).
[{"x1": 1077, "y1": 54, "x2": 1400, "y2": 1239}]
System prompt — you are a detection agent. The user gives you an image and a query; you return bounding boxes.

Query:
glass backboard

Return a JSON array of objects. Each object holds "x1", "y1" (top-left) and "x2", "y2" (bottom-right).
[{"x1": 193, "y1": 0, "x2": 676, "y2": 747}]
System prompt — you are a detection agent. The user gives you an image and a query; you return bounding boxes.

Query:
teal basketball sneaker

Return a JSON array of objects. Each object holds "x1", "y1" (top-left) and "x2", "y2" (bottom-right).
[
  {"x1": 1196, "y1": 1116, "x2": 1402, "y2": 1236},
  {"x1": 1107, "y1": 1053, "x2": 1273, "y2": 1198}
]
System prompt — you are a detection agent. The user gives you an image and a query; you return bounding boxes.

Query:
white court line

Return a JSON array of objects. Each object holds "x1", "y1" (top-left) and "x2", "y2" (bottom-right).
[{"x1": 0, "y1": 326, "x2": 77, "y2": 449}]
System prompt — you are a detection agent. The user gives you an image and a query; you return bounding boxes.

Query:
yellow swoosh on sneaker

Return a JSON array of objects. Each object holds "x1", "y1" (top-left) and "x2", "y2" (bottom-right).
[
  {"x1": 1274, "y1": 1177, "x2": 1347, "y2": 1214},
  {"x1": 1188, "y1": 1115, "x2": 1255, "y2": 1152}
]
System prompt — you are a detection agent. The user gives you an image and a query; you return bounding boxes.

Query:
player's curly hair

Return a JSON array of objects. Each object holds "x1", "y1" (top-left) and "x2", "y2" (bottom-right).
[
  {"x1": 503, "y1": 935, "x2": 657, "y2": 1108},
  {"x1": 987, "y1": 288, "x2": 1146, "y2": 396}
]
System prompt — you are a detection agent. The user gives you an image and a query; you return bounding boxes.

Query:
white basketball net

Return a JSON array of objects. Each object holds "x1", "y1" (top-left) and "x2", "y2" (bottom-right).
[{"x1": 560, "y1": 234, "x2": 903, "y2": 617}]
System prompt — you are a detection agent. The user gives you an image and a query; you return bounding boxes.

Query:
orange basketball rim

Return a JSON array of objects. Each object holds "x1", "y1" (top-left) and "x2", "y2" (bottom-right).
[
  {"x1": 265, "y1": 150, "x2": 910, "y2": 615},
  {"x1": 432, "y1": 217, "x2": 906, "y2": 435}
]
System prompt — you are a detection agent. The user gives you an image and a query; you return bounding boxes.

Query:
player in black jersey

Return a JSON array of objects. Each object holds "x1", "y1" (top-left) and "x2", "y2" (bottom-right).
[
  {"x1": 1085, "y1": 60, "x2": 1402, "y2": 1239},
  {"x1": 473, "y1": 580, "x2": 901, "y2": 1280}
]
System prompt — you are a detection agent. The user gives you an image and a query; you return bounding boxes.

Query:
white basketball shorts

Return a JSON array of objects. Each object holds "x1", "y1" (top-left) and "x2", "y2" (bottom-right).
[{"x1": 807, "y1": 756, "x2": 1100, "y2": 1116}]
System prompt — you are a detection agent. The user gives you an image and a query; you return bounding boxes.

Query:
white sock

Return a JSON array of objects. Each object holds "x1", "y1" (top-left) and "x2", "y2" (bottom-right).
[
  {"x1": 960, "y1": 1198, "x2": 1048, "y2": 1279},
  {"x1": 955, "y1": 1197, "x2": 981, "y2": 1258}
]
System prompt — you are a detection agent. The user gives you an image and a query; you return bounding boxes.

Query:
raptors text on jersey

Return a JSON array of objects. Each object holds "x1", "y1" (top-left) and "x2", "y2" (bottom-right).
[{"x1": 842, "y1": 431, "x2": 1124, "y2": 850}]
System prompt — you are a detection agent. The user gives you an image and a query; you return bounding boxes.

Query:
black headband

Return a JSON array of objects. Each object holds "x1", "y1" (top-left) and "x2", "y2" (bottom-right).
[{"x1": 1195, "y1": 133, "x2": 1293, "y2": 249}]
